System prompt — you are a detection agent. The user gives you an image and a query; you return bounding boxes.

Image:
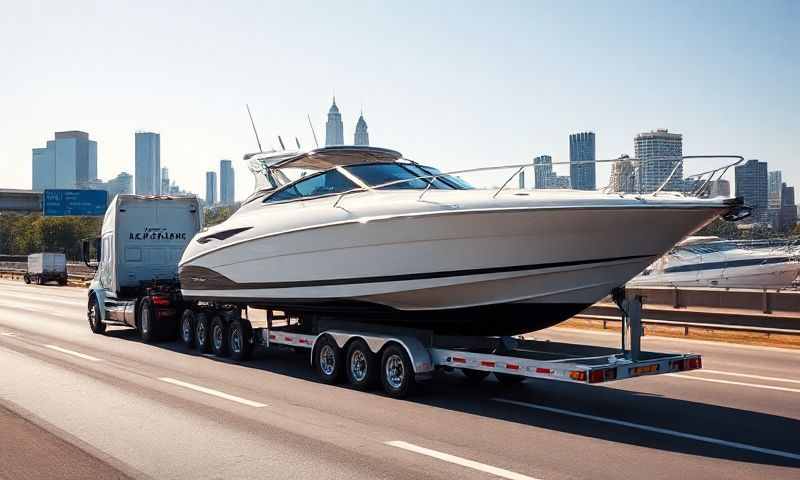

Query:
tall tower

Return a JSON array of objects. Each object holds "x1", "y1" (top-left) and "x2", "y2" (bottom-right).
[
  {"x1": 735, "y1": 159, "x2": 768, "y2": 223},
  {"x1": 135, "y1": 131, "x2": 161, "y2": 195},
  {"x1": 569, "y1": 132, "x2": 596, "y2": 190},
  {"x1": 325, "y1": 97, "x2": 344, "y2": 146},
  {"x1": 634, "y1": 129, "x2": 682, "y2": 193},
  {"x1": 354, "y1": 112, "x2": 369, "y2": 145},
  {"x1": 32, "y1": 130, "x2": 97, "y2": 190},
  {"x1": 219, "y1": 159, "x2": 235, "y2": 204},
  {"x1": 205, "y1": 171, "x2": 217, "y2": 206}
]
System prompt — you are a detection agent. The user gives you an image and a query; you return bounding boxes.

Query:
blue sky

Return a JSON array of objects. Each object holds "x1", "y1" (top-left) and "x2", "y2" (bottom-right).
[{"x1": 1, "y1": 1, "x2": 797, "y2": 199}]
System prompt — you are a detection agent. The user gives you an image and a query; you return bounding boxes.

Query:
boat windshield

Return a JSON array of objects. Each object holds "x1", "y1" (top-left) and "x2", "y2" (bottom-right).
[
  {"x1": 266, "y1": 169, "x2": 357, "y2": 203},
  {"x1": 345, "y1": 163, "x2": 473, "y2": 190}
]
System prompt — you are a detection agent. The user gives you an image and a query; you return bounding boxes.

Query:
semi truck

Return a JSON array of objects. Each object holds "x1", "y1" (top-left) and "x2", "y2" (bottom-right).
[
  {"x1": 84, "y1": 194, "x2": 702, "y2": 398},
  {"x1": 25, "y1": 253, "x2": 67, "y2": 285}
]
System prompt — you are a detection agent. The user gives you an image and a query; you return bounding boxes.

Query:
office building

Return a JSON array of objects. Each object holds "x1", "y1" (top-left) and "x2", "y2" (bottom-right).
[
  {"x1": 104, "y1": 172, "x2": 133, "y2": 200},
  {"x1": 779, "y1": 184, "x2": 797, "y2": 232},
  {"x1": 707, "y1": 179, "x2": 731, "y2": 198},
  {"x1": 608, "y1": 155, "x2": 636, "y2": 193},
  {"x1": 205, "y1": 171, "x2": 217, "y2": 205},
  {"x1": 325, "y1": 97, "x2": 344, "y2": 146},
  {"x1": 135, "y1": 132, "x2": 161, "y2": 195},
  {"x1": 354, "y1": 113, "x2": 369, "y2": 145},
  {"x1": 734, "y1": 159, "x2": 768, "y2": 223},
  {"x1": 220, "y1": 159, "x2": 235, "y2": 204},
  {"x1": 569, "y1": 132, "x2": 596, "y2": 190},
  {"x1": 161, "y1": 168, "x2": 171, "y2": 195},
  {"x1": 31, "y1": 131, "x2": 97, "y2": 190},
  {"x1": 533, "y1": 155, "x2": 570, "y2": 189},
  {"x1": 768, "y1": 171, "x2": 782, "y2": 208},
  {"x1": 634, "y1": 129, "x2": 683, "y2": 193}
]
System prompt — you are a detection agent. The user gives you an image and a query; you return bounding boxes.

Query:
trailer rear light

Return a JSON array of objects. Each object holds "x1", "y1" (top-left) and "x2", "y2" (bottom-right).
[
  {"x1": 670, "y1": 359, "x2": 686, "y2": 372},
  {"x1": 151, "y1": 296, "x2": 170, "y2": 306},
  {"x1": 569, "y1": 370, "x2": 587, "y2": 382},
  {"x1": 505, "y1": 363, "x2": 520, "y2": 371},
  {"x1": 480, "y1": 360, "x2": 495, "y2": 368},
  {"x1": 452, "y1": 357, "x2": 466, "y2": 364},
  {"x1": 686, "y1": 357, "x2": 702, "y2": 370},
  {"x1": 589, "y1": 370, "x2": 605, "y2": 383},
  {"x1": 535, "y1": 367, "x2": 552, "y2": 374}
]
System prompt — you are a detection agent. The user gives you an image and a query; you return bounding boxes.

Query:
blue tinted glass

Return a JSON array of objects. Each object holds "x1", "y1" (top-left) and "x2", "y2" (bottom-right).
[
  {"x1": 266, "y1": 169, "x2": 356, "y2": 202},
  {"x1": 416, "y1": 165, "x2": 474, "y2": 189},
  {"x1": 345, "y1": 164, "x2": 432, "y2": 189}
]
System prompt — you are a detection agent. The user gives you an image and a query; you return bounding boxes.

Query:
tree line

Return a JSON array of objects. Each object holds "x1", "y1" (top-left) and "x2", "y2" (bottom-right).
[{"x1": 0, "y1": 214, "x2": 102, "y2": 261}]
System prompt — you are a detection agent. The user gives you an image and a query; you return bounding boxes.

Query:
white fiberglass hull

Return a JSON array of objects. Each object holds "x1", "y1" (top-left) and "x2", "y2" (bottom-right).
[{"x1": 630, "y1": 262, "x2": 800, "y2": 289}]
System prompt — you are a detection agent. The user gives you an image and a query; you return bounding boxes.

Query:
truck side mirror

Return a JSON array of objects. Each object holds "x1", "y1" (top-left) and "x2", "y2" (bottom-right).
[{"x1": 82, "y1": 237, "x2": 101, "y2": 269}]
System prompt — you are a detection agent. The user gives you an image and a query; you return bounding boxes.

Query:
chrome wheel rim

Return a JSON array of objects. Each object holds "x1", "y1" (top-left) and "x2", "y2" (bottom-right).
[
  {"x1": 230, "y1": 326, "x2": 242, "y2": 353},
  {"x1": 88, "y1": 305, "x2": 97, "y2": 327},
  {"x1": 213, "y1": 324, "x2": 224, "y2": 350},
  {"x1": 197, "y1": 320, "x2": 206, "y2": 344},
  {"x1": 350, "y1": 350, "x2": 368, "y2": 382},
  {"x1": 181, "y1": 316, "x2": 192, "y2": 342},
  {"x1": 385, "y1": 354, "x2": 404, "y2": 389},
  {"x1": 319, "y1": 345, "x2": 336, "y2": 376},
  {"x1": 141, "y1": 307, "x2": 150, "y2": 334}
]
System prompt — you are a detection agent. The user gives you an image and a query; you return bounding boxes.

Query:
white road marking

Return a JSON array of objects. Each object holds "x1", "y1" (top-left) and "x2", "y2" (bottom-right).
[
  {"x1": 44, "y1": 345, "x2": 102, "y2": 362},
  {"x1": 0, "y1": 301, "x2": 75, "y2": 318},
  {"x1": 669, "y1": 374, "x2": 800, "y2": 394},
  {"x1": 158, "y1": 377, "x2": 268, "y2": 408},
  {"x1": 493, "y1": 398, "x2": 800, "y2": 461},
  {"x1": 1, "y1": 332, "x2": 17, "y2": 337},
  {"x1": 695, "y1": 368, "x2": 800, "y2": 385},
  {"x1": 385, "y1": 440, "x2": 541, "y2": 480}
]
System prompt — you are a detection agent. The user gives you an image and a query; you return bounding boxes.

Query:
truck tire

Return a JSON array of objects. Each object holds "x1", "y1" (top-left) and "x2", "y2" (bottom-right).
[
  {"x1": 380, "y1": 344, "x2": 415, "y2": 398},
  {"x1": 180, "y1": 309, "x2": 195, "y2": 348},
  {"x1": 59, "y1": 277, "x2": 67, "y2": 286},
  {"x1": 23, "y1": 273, "x2": 30, "y2": 284},
  {"x1": 87, "y1": 296, "x2": 106, "y2": 334},
  {"x1": 194, "y1": 313, "x2": 211, "y2": 352},
  {"x1": 210, "y1": 316, "x2": 229, "y2": 357},
  {"x1": 345, "y1": 339, "x2": 378, "y2": 390},
  {"x1": 228, "y1": 318, "x2": 252, "y2": 362},
  {"x1": 138, "y1": 298, "x2": 158, "y2": 343},
  {"x1": 314, "y1": 335, "x2": 343, "y2": 385}
]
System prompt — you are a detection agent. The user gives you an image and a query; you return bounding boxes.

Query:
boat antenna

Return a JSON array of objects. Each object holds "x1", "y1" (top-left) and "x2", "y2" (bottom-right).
[
  {"x1": 277, "y1": 136, "x2": 286, "y2": 150},
  {"x1": 295, "y1": 137, "x2": 301, "y2": 149},
  {"x1": 245, "y1": 104, "x2": 263, "y2": 153},
  {"x1": 307, "y1": 114, "x2": 319, "y2": 148}
]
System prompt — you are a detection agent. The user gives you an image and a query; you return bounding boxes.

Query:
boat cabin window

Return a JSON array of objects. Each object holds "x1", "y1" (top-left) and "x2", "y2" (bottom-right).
[
  {"x1": 266, "y1": 169, "x2": 357, "y2": 203},
  {"x1": 344, "y1": 163, "x2": 471, "y2": 190}
]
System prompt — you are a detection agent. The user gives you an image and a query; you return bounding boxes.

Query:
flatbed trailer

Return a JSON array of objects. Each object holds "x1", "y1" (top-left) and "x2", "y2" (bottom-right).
[{"x1": 174, "y1": 292, "x2": 701, "y2": 398}]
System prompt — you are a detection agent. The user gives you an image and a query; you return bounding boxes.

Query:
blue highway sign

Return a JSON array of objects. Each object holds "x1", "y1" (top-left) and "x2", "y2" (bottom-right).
[{"x1": 43, "y1": 189, "x2": 108, "y2": 216}]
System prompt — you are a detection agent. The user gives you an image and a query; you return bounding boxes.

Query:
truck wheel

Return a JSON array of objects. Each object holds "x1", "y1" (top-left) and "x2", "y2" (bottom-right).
[
  {"x1": 228, "y1": 318, "x2": 252, "y2": 361},
  {"x1": 180, "y1": 309, "x2": 195, "y2": 348},
  {"x1": 210, "y1": 316, "x2": 229, "y2": 357},
  {"x1": 23, "y1": 274, "x2": 30, "y2": 284},
  {"x1": 461, "y1": 369, "x2": 490, "y2": 383},
  {"x1": 194, "y1": 313, "x2": 211, "y2": 352},
  {"x1": 87, "y1": 296, "x2": 106, "y2": 334},
  {"x1": 495, "y1": 372, "x2": 525, "y2": 386},
  {"x1": 380, "y1": 344, "x2": 415, "y2": 398},
  {"x1": 314, "y1": 335, "x2": 343, "y2": 385},
  {"x1": 138, "y1": 298, "x2": 157, "y2": 343},
  {"x1": 345, "y1": 339, "x2": 377, "y2": 390}
]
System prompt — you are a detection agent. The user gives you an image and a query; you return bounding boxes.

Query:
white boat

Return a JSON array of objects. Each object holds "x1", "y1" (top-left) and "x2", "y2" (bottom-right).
[
  {"x1": 629, "y1": 236, "x2": 800, "y2": 289},
  {"x1": 179, "y1": 146, "x2": 743, "y2": 335}
]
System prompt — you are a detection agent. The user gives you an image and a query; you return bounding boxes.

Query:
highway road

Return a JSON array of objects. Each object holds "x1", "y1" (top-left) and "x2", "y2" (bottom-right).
[{"x1": 0, "y1": 278, "x2": 798, "y2": 479}]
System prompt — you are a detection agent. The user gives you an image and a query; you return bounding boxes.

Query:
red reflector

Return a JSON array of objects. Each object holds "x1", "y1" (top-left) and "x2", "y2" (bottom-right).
[
  {"x1": 569, "y1": 370, "x2": 587, "y2": 382},
  {"x1": 670, "y1": 359, "x2": 686, "y2": 372},
  {"x1": 588, "y1": 370, "x2": 605, "y2": 383},
  {"x1": 269, "y1": 334, "x2": 276, "y2": 340},
  {"x1": 284, "y1": 336, "x2": 292, "y2": 341},
  {"x1": 151, "y1": 296, "x2": 170, "y2": 306},
  {"x1": 535, "y1": 367, "x2": 552, "y2": 374},
  {"x1": 687, "y1": 357, "x2": 702, "y2": 370},
  {"x1": 604, "y1": 367, "x2": 617, "y2": 380},
  {"x1": 481, "y1": 360, "x2": 495, "y2": 367},
  {"x1": 506, "y1": 364, "x2": 520, "y2": 370},
  {"x1": 452, "y1": 357, "x2": 466, "y2": 364}
]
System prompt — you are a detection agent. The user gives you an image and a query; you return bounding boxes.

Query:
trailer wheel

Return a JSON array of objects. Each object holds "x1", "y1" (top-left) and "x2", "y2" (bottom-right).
[
  {"x1": 87, "y1": 296, "x2": 106, "y2": 334},
  {"x1": 210, "y1": 316, "x2": 230, "y2": 357},
  {"x1": 495, "y1": 372, "x2": 525, "y2": 386},
  {"x1": 179, "y1": 309, "x2": 195, "y2": 348},
  {"x1": 380, "y1": 344, "x2": 415, "y2": 398},
  {"x1": 138, "y1": 298, "x2": 158, "y2": 343},
  {"x1": 314, "y1": 335, "x2": 343, "y2": 385},
  {"x1": 23, "y1": 273, "x2": 30, "y2": 284},
  {"x1": 194, "y1": 313, "x2": 211, "y2": 352},
  {"x1": 345, "y1": 339, "x2": 378, "y2": 390},
  {"x1": 461, "y1": 369, "x2": 490, "y2": 383},
  {"x1": 228, "y1": 318, "x2": 252, "y2": 362}
]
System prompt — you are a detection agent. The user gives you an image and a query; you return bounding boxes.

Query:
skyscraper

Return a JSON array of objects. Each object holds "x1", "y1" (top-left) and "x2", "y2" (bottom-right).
[
  {"x1": 533, "y1": 155, "x2": 570, "y2": 189},
  {"x1": 634, "y1": 129, "x2": 683, "y2": 193},
  {"x1": 707, "y1": 179, "x2": 731, "y2": 198},
  {"x1": 608, "y1": 155, "x2": 636, "y2": 193},
  {"x1": 734, "y1": 159, "x2": 768, "y2": 223},
  {"x1": 569, "y1": 132, "x2": 596, "y2": 190},
  {"x1": 161, "y1": 167, "x2": 170, "y2": 195},
  {"x1": 768, "y1": 170, "x2": 782, "y2": 208},
  {"x1": 104, "y1": 172, "x2": 133, "y2": 200},
  {"x1": 219, "y1": 159, "x2": 235, "y2": 204},
  {"x1": 135, "y1": 132, "x2": 161, "y2": 195},
  {"x1": 205, "y1": 171, "x2": 217, "y2": 205},
  {"x1": 32, "y1": 131, "x2": 98, "y2": 190},
  {"x1": 325, "y1": 97, "x2": 344, "y2": 146},
  {"x1": 354, "y1": 113, "x2": 369, "y2": 145}
]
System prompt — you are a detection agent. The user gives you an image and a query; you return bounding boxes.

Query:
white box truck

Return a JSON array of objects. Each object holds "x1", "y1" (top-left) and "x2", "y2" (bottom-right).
[
  {"x1": 25, "y1": 253, "x2": 67, "y2": 285},
  {"x1": 84, "y1": 194, "x2": 703, "y2": 398}
]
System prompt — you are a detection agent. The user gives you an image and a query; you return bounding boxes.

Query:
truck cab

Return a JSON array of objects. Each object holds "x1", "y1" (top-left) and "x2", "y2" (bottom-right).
[{"x1": 86, "y1": 195, "x2": 202, "y2": 341}]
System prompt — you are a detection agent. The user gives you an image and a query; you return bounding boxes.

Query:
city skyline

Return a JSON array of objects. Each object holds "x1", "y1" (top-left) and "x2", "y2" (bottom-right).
[{"x1": 1, "y1": 2, "x2": 797, "y2": 200}]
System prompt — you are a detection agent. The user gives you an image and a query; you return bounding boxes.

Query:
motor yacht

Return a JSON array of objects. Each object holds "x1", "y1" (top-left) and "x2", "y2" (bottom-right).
[
  {"x1": 629, "y1": 236, "x2": 800, "y2": 289},
  {"x1": 179, "y1": 146, "x2": 743, "y2": 335}
]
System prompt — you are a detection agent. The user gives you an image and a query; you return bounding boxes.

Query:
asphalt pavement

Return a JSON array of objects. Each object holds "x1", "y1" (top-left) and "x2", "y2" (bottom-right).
[{"x1": 0, "y1": 278, "x2": 798, "y2": 480}]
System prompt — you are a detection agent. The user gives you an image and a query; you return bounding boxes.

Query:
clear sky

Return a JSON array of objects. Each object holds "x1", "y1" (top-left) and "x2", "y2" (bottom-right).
[{"x1": 1, "y1": 1, "x2": 797, "y2": 199}]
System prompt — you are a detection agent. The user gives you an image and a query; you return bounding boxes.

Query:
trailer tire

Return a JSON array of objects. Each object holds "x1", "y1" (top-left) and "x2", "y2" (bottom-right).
[
  {"x1": 138, "y1": 298, "x2": 158, "y2": 343},
  {"x1": 228, "y1": 318, "x2": 252, "y2": 362},
  {"x1": 461, "y1": 369, "x2": 490, "y2": 383},
  {"x1": 380, "y1": 344, "x2": 415, "y2": 398},
  {"x1": 23, "y1": 273, "x2": 30, "y2": 284},
  {"x1": 314, "y1": 335, "x2": 343, "y2": 385},
  {"x1": 495, "y1": 372, "x2": 525, "y2": 386},
  {"x1": 210, "y1": 316, "x2": 230, "y2": 357},
  {"x1": 194, "y1": 313, "x2": 211, "y2": 352},
  {"x1": 87, "y1": 296, "x2": 106, "y2": 334},
  {"x1": 345, "y1": 339, "x2": 378, "y2": 390},
  {"x1": 180, "y1": 309, "x2": 195, "y2": 348}
]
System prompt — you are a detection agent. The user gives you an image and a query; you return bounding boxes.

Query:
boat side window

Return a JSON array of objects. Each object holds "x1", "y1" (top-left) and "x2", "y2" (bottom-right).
[
  {"x1": 265, "y1": 169, "x2": 357, "y2": 203},
  {"x1": 411, "y1": 165, "x2": 474, "y2": 190},
  {"x1": 345, "y1": 163, "x2": 438, "y2": 190}
]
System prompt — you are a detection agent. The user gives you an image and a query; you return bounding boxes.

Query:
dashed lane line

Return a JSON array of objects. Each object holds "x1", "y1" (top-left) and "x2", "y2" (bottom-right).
[
  {"x1": 692, "y1": 368, "x2": 800, "y2": 385},
  {"x1": 43, "y1": 344, "x2": 103, "y2": 362},
  {"x1": 668, "y1": 373, "x2": 800, "y2": 394},
  {"x1": 158, "y1": 377, "x2": 268, "y2": 408}
]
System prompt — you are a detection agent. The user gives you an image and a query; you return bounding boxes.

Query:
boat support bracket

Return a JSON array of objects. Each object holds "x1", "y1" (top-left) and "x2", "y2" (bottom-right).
[{"x1": 612, "y1": 287, "x2": 642, "y2": 361}]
